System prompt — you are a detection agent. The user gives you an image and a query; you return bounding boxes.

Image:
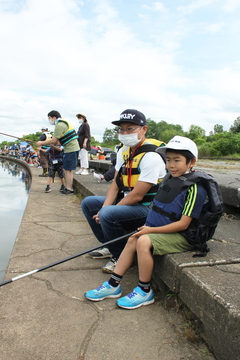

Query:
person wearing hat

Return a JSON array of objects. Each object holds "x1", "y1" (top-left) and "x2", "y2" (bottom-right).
[
  {"x1": 81, "y1": 109, "x2": 166, "y2": 273},
  {"x1": 36, "y1": 110, "x2": 80, "y2": 194},
  {"x1": 75, "y1": 113, "x2": 91, "y2": 175},
  {"x1": 38, "y1": 127, "x2": 51, "y2": 177},
  {"x1": 84, "y1": 136, "x2": 210, "y2": 309}
]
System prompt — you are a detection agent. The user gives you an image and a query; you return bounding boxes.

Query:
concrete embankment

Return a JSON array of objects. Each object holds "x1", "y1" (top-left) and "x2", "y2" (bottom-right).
[
  {"x1": 75, "y1": 160, "x2": 240, "y2": 360},
  {"x1": 0, "y1": 167, "x2": 216, "y2": 360}
]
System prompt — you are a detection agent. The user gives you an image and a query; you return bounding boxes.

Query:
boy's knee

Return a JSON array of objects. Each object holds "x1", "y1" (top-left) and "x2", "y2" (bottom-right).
[
  {"x1": 137, "y1": 235, "x2": 151, "y2": 251},
  {"x1": 127, "y1": 235, "x2": 138, "y2": 246}
]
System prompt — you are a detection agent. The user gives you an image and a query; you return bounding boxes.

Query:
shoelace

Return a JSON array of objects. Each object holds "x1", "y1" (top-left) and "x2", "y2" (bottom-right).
[
  {"x1": 96, "y1": 285, "x2": 105, "y2": 292},
  {"x1": 127, "y1": 290, "x2": 138, "y2": 299}
]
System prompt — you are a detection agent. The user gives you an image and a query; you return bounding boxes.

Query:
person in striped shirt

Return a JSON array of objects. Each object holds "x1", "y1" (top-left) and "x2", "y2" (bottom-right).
[{"x1": 85, "y1": 136, "x2": 208, "y2": 310}]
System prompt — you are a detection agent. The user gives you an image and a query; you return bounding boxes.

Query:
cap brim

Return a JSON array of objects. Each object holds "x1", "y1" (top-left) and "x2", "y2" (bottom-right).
[
  {"x1": 111, "y1": 119, "x2": 139, "y2": 126},
  {"x1": 156, "y1": 144, "x2": 198, "y2": 160},
  {"x1": 111, "y1": 120, "x2": 121, "y2": 126}
]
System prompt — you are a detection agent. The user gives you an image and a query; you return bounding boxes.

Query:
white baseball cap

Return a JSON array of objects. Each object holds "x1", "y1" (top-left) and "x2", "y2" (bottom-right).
[
  {"x1": 76, "y1": 113, "x2": 87, "y2": 120},
  {"x1": 156, "y1": 136, "x2": 198, "y2": 160}
]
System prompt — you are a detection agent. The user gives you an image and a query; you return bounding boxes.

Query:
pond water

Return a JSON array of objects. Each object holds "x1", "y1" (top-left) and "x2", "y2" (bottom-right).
[{"x1": 0, "y1": 158, "x2": 31, "y2": 283}]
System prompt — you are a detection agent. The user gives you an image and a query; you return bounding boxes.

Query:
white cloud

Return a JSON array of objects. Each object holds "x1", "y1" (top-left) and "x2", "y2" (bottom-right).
[
  {"x1": 222, "y1": 0, "x2": 240, "y2": 11},
  {"x1": 205, "y1": 22, "x2": 225, "y2": 33},
  {"x1": 142, "y1": 2, "x2": 167, "y2": 12},
  {"x1": 177, "y1": 0, "x2": 217, "y2": 14},
  {"x1": 0, "y1": 0, "x2": 239, "y2": 144}
]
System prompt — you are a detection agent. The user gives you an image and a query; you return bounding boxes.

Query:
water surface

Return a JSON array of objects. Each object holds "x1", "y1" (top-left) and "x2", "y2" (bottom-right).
[{"x1": 0, "y1": 158, "x2": 31, "y2": 282}]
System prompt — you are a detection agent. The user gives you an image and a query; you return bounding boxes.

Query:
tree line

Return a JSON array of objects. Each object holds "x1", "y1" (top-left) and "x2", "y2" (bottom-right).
[
  {"x1": 101, "y1": 116, "x2": 240, "y2": 158},
  {"x1": 1, "y1": 117, "x2": 240, "y2": 158}
]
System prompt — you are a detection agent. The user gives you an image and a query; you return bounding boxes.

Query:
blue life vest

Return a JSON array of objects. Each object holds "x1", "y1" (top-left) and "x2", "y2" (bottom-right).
[{"x1": 146, "y1": 171, "x2": 223, "y2": 255}]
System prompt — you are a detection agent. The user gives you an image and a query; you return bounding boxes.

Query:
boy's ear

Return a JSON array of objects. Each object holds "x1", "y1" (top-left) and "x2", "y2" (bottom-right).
[{"x1": 190, "y1": 157, "x2": 197, "y2": 168}]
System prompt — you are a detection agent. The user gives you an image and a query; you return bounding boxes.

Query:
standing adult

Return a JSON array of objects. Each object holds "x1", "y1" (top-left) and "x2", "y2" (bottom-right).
[
  {"x1": 81, "y1": 109, "x2": 166, "y2": 273},
  {"x1": 36, "y1": 110, "x2": 80, "y2": 195},
  {"x1": 75, "y1": 113, "x2": 91, "y2": 175},
  {"x1": 39, "y1": 127, "x2": 51, "y2": 177}
]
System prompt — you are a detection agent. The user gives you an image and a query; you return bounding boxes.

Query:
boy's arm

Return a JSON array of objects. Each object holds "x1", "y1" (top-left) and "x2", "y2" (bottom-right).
[
  {"x1": 135, "y1": 215, "x2": 193, "y2": 237},
  {"x1": 50, "y1": 144, "x2": 63, "y2": 151}
]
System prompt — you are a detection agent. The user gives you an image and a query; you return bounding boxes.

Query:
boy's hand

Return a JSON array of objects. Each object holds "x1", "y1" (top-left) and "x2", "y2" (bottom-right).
[{"x1": 135, "y1": 225, "x2": 152, "y2": 237}]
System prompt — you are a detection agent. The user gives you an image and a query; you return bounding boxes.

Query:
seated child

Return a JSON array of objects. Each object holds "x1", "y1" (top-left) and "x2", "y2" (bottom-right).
[
  {"x1": 84, "y1": 136, "x2": 210, "y2": 310},
  {"x1": 43, "y1": 142, "x2": 65, "y2": 193}
]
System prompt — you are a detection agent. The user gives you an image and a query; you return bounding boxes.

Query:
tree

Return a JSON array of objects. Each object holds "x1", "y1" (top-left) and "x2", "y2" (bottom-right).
[
  {"x1": 214, "y1": 124, "x2": 223, "y2": 134},
  {"x1": 187, "y1": 125, "x2": 205, "y2": 140},
  {"x1": 146, "y1": 119, "x2": 161, "y2": 139},
  {"x1": 102, "y1": 128, "x2": 118, "y2": 144},
  {"x1": 230, "y1": 117, "x2": 240, "y2": 133},
  {"x1": 146, "y1": 119, "x2": 184, "y2": 141}
]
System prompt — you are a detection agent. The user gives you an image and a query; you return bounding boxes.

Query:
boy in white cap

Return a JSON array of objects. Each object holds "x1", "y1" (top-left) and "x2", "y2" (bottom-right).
[{"x1": 84, "y1": 136, "x2": 211, "y2": 309}]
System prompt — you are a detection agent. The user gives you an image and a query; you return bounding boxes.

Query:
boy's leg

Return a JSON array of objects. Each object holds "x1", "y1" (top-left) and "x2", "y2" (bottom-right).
[
  {"x1": 116, "y1": 235, "x2": 155, "y2": 309},
  {"x1": 136, "y1": 235, "x2": 154, "y2": 282},
  {"x1": 114, "y1": 234, "x2": 139, "y2": 276},
  {"x1": 57, "y1": 164, "x2": 65, "y2": 186},
  {"x1": 84, "y1": 234, "x2": 138, "y2": 302},
  {"x1": 47, "y1": 177, "x2": 51, "y2": 186}
]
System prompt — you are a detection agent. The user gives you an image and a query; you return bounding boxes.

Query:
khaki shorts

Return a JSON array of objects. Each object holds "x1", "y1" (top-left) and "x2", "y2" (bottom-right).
[{"x1": 148, "y1": 232, "x2": 195, "y2": 256}]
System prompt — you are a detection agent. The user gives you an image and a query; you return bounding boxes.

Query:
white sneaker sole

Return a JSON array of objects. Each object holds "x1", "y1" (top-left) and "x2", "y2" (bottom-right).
[
  {"x1": 117, "y1": 298, "x2": 155, "y2": 309},
  {"x1": 85, "y1": 292, "x2": 122, "y2": 301}
]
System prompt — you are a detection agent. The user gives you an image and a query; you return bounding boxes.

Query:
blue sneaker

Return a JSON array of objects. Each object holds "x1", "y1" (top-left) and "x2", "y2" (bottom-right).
[
  {"x1": 84, "y1": 281, "x2": 122, "y2": 302},
  {"x1": 116, "y1": 286, "x2": 154, "y2": 309}
]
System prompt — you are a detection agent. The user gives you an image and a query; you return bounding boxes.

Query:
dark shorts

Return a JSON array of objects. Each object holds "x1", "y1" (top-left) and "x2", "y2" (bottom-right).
[
  {"x1": 31, "y1": 154, "x2": 37, "y2": 159},
  {"x1": 48, "y1": 162, "x2": 64, "y2": 178},
  {"x1": 63, "y1": 151, "x2": 78, "y2": 171}
]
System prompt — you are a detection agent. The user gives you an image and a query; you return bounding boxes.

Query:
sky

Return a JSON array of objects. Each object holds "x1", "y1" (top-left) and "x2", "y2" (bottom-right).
[{"x1": 0, "y1": 0, "x2": 240, "y2": 143}]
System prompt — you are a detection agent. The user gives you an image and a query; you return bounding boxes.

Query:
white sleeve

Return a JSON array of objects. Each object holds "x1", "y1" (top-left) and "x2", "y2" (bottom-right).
[
  {"x1": 138, "y1": 152, "x2": 166, "y2": 184},
  {"x1": 115, "y1": 148, "x2": 124, "y2": 172}
]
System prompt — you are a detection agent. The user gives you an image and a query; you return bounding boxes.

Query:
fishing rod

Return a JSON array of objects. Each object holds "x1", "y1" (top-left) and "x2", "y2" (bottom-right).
[
  {"x1": 0, "y1": 132, "x2": 35, "y2": 144},
  {"x1": 0, "y1": 231, "x2": 137, "y2": 287}
]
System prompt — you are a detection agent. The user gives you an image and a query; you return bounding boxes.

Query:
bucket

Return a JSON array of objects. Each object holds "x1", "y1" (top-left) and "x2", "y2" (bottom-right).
[{"x1": 99, "y1": 155, "x2": 105, "y2": 160}]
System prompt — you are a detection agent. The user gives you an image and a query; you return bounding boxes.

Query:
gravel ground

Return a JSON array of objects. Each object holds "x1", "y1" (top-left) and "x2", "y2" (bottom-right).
[{"x1": 196, "y1": 159, "x2": 240, "y2": 171}]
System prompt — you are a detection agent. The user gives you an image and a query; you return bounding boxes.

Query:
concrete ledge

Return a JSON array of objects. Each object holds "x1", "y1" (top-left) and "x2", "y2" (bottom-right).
[
  {"x1": 180, "y1": 265, "x2": 240, "y2": 360},
  {"x1": 88, "y1": 160, "x2": 240, "y2": 208},
  {"x1": 194, "y1": 167, "x2": 240, "y2": 208},
  {"x1": 89, "y1": 159, "x2": 112, "y2": 172},
  {"x1": 73, "y1": 163, "x2": 240, "y2": 360}
]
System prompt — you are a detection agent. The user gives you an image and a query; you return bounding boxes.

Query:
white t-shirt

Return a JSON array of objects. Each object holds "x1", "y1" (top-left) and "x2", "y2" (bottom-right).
[{"x1": 115, "y1": 147, "x2": 166, "y2": 184}]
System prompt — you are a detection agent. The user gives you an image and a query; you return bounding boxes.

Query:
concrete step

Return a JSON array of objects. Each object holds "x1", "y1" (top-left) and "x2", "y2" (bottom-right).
[{"x1": 74, "y1": 164, "x2": 240, "y2": 360}]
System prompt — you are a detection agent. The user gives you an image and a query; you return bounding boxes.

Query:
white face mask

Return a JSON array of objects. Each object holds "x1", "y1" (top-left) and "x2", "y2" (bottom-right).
[
  {"x1": 119, "y1": 133, "x2": 142, "y2": 148},
  {"x1": 48, "y1": 118, "x2": 55, "y2": 125},
  {"x1": 79, "y1": 119, "x2": 83, "y2": 124}
]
